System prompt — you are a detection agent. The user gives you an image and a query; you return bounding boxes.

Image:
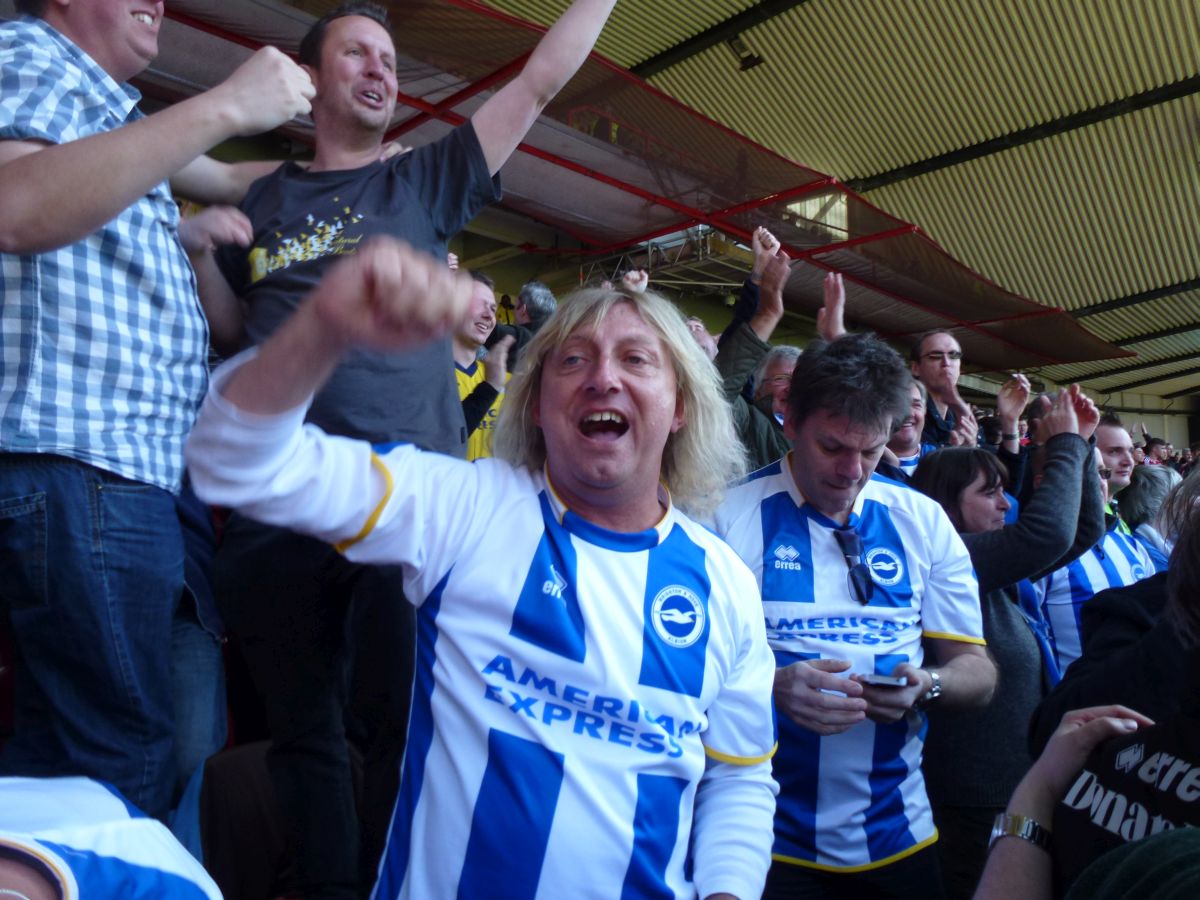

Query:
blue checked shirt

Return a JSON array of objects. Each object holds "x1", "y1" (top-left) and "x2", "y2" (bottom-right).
[{"x1": 0, "y1": 18, "x2": 208, "y2": 491}]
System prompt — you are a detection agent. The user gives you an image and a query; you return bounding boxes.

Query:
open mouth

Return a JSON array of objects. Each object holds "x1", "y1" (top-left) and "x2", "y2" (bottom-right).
[
  {"x1": 579, "y1": 411, "x2": 628, "y2": 441},
  {"x1": 359, "y1": 89, "x2": 385, "y2": 107},
  {"x1": 132, "y1": 11, "x2": 156, "y2": 26}
]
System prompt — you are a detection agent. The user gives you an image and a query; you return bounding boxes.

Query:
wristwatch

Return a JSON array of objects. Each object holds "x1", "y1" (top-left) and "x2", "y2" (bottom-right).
[
  {"x1": 989, "y1": 812, "x2": 1052, "y2": 852},
  {"x1": 913, "y1": 669, "x2": 942, "y2": 710}
]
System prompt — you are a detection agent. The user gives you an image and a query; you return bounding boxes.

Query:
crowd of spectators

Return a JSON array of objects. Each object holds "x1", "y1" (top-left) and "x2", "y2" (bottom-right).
[{"x1": 1, "y1": 1, "x2": 1198, "y2": 899}]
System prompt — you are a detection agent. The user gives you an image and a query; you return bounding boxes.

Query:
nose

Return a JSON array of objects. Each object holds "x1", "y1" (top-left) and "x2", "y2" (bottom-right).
[
  {"x1": 836, "y1": 452, "x2": 863, "y2": 483},
  {"x1": 585, "y1": 353, "x2": 620, "y2": 393},
  {"x1": 997, "y1": 492, "x2": 1011, "y2": 512}
]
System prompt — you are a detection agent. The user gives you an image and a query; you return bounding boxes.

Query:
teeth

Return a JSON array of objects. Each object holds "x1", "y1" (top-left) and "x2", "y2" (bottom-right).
[
  {"x1": 583, "y1": 411, "x2": 625, "y2": 425},
  {"x1": 363, "y1": 91, "x2": 381, "y2": 102},
  {"x1": 133, "y1": 12, "x2": 154, "y2": 25}
]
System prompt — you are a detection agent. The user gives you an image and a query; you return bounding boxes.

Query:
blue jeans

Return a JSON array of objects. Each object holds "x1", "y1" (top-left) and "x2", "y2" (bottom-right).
[
  {"x1": 0, "y1": 454, "x2": 181, "y2": 818},
  {"x1": 173, "y1": 479, "x2": 227, "y2": 804}
]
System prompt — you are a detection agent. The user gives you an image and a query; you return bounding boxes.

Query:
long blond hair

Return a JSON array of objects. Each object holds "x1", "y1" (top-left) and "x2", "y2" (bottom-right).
[{"x1": 493, "y1": 286, "x2": 746, "y2": 518}]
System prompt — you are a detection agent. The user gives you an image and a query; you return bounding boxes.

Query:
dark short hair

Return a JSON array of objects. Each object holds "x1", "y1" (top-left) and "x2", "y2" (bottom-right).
[
  {"x1": 978, "y1": 415, "x2": 1003, "y2": 445},
  {"x1": 910, "y1": 329, "x2": 954, "y2": 362},
  {"x1": 787, "y1": 333, "x2": 912, "y2": 435},
  {"x1": 517, "y1": 281, "x2": 557, "y2": 326},
  {"x1": 14, "y1": 0, "x2": 48, "y2": 15},
  {"x1": 298, "y1": 1, "x2": 392, "y2": 68},
  {"x1": 1145, "y1": 437, "x2": 1167, "y2": 453},
  {"x1": 468, "y1": 270, "x2": 495, "y2": 290},
  {"x1": 1097, "y1": 412, "x2": 1125, "y2": 430},
  {"x1": 910, "y1": 447, "x2": 1009, "y2": 532}
]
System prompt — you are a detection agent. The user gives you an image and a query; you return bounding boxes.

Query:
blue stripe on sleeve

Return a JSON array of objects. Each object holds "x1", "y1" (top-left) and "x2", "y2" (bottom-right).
[
  {"x1": 457, "y1": 730, "x2": 565, "y2": 899},
  {"x1": 620, "y1": 773, "x2": 689, "y2": 900},
  {"x1": 36, "y1": 839, "x2": 212, "y2": 900}
]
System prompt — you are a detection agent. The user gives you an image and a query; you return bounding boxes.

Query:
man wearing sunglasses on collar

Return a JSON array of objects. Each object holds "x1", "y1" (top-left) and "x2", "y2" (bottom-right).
[{"x1": 716, "y1": 332, "x2": 996, "y2": 900}]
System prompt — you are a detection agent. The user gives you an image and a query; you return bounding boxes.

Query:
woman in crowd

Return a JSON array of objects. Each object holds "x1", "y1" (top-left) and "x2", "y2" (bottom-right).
[
  {"x1": 909, "y1": 385, "x2": 1104, "y2": 899},
  {"x1": 975, "y1": 468, "x2": 1200, "y2": 899}
]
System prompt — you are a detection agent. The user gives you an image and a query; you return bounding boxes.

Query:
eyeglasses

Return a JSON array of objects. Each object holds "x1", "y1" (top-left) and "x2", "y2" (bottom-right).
[
  {"x1": 761, "y1": 374, "x2": 792, "y2": 387},
  {"x1": 922, "y1": 350, "x2": 963, "y2": 362},
  {"x1": 1097, "y1": 466, "x2": 1113, "y2": 480},
  {"x1": 833, "y1": 528, "x2": 875, "y2": 605}
]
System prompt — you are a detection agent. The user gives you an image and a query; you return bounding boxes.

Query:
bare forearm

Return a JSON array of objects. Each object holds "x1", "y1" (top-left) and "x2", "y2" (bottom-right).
[
  {"x1": 0, "y1": 92, "x2": 251, "y2": 254},
  {"x1": 932, "y1": 647, "x2": 996, "y2": 709},
  {"x1": 522, "y1": 0, "x2": 616, "y2": 102},
  {"x1": 188, "y1": 248, "x2": 246, "y2": 358},
  {"x1": 474, "y1": 0, "x2": 616, "y2": 174},
  {"x1": 172, "y1": 156, "x2": 283, "y2": 206},
  {"x1": 748, "y1": 307, "x2": 782, "y2": 343},
  {"x1": 973, "y1": 832, "x2": 1052, "y2": 900}
]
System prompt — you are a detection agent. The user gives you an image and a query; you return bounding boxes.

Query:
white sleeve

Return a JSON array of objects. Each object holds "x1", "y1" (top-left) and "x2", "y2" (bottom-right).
[
  {"x1": 692, "y1": 561, "x2": 778, "y2": 898},
  {"x1": 921, "y1": 515, "x2": 986, "y2": 644},
  {"x1": 184, "y1": 352, "x2": 497, "y2": 603},
  {"x1": 691, "y1": 757, "x2": 777, "y2": 899},
  {"x1": 185, "y1": 352, "x2": 390, "y2": 545}
]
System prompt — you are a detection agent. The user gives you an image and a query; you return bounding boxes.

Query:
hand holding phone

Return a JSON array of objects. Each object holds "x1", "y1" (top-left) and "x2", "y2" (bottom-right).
[{"x1": 857, "y1": 673, "x2": 909, "y2": 688}]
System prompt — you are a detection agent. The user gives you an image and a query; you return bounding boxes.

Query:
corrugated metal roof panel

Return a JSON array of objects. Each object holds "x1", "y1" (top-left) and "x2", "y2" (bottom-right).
[
  {"x1": 648, "y1": 0, "x2": 1200, "y2": 180},
  {"x1": 482, "y1": 0, "x2": 757, "y2": 69},
  {"x1": 1080, "y1": 291, "x2": 1200, "y2": 343},
  {"x1": 863, "y1": 97, "x2": 1200, "y2": 312}
]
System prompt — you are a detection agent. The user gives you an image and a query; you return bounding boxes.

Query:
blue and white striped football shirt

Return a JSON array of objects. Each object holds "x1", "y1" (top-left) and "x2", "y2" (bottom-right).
[
  {"x1": 0, "y1": 18, "x2": 208, "y2": 491},
  {"x1": 185, "y1": 357, "x2": 780, "y2": 900},
  {"x1": 0, "y1": 777, "x2": 221, "y2": 899},
  {"x1": 1034, "y1": 519, "x2": 1154, "y2": 672},
  {"x1": 715, "y1": 456, "x2": 984, "y2": 871}
]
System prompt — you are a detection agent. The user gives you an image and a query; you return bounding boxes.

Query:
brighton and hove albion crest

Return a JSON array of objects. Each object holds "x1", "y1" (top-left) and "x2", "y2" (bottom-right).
[
  {"x1": 865, "y1": 547, "x2": 905, "y2": 587},
  {"x1": 651, "y1": 585, "x2": 706, "y2": 648}
]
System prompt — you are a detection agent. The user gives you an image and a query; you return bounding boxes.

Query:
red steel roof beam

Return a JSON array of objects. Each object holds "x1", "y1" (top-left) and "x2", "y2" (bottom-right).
[
  {"x1": 804, "y1": 256, "x2": 1062, "y2": 367},
  {"x1": 709, "y1": 179, "x2": 837, "y2": 218},
  {"x1": 389, "y1": 54, "x2": 530, "y2": 137}
]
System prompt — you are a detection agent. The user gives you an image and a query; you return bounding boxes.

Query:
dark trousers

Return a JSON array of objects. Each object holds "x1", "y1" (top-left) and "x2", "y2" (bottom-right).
[
  {"x1": 763, "y1": 843, "x2": 946, "y2": 900},
  {"x1": 931, "y1": 805, "x2": 997, "y2": 900},
  {"x1": 215, "y1": 516, "x2": 415, "y2": 899}
]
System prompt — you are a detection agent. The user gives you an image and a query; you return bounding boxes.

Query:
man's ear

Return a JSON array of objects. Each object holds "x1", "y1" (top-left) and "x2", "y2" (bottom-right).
[
  {"x1": 301, "y1": 64, "x2": 320, "y2": 96},
  {"x1": 670, "y1": 390, "x2": 685, "y2": 434}
]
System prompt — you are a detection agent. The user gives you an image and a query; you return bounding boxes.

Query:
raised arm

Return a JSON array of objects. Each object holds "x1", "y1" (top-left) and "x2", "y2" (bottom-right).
[
  {"x1": 0, "y1": 47, "x2": 313, "y2": 254},
  {"x1": 962, "y1": 389, "x2": 1090, "y2": 591},
  {"x1": 747, "y1": 244, "x2": 788, "y2": 343},
  {"x1": 471, "y1": 0, "x2": 617, "y2": 176},
  {"x1": 995, "y1": 373, "x2": 1030, "y2": 456}
]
